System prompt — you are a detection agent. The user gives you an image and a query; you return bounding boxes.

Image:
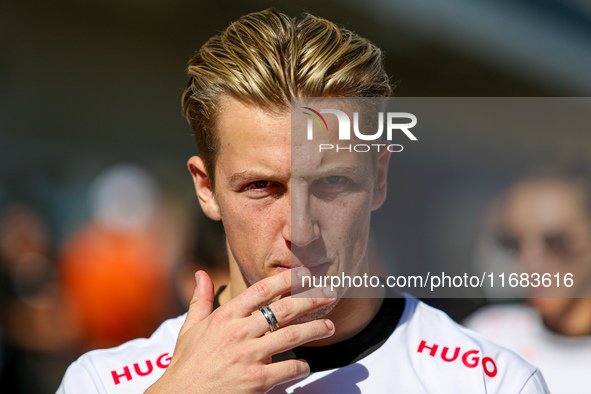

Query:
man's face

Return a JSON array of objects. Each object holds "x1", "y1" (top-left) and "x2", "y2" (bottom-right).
[
  {"x1": 192, "y1": 96, "x2": 388, "y2": 295},
  {"x1": 500, "y1": 180, "x2": 591, "y2": 316}
]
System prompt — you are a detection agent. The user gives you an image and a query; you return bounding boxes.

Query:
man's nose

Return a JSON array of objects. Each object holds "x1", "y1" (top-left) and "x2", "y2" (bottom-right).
[
  {"x1": 286, "y1": 191, "x2": 320, "y2": 247},
  {"x1": 518, "y1": 239, "x2": 545, "y2": 269}
]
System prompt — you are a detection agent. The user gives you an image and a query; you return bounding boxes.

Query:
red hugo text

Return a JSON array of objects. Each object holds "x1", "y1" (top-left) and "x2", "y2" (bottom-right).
[
  {"x1": 110, "y1": 352, "x2": 172, "y2": 385},
  {"x1": 417, "y1": 340, "x2": 498, "y2": 378}
]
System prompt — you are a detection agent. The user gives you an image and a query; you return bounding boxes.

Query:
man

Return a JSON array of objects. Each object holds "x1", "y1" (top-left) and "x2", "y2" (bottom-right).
[
  {"x1": 58, "y1": 9, "x2": 548, "y2": 393},
  {"x1": 465, "y1": 161, "x2": 591, "y2": 394}
]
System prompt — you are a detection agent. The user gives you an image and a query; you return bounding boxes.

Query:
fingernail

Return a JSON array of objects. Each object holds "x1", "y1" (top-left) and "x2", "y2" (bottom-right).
[
  {"x1": 323, "y1": 287, "x2": 336, "y2": 298},
  {"x1": 195, "y1": 272, "x2": 200, "y2": 286},
  {"x1": 297, "y1": 267, "x2": 310, "y2": 278},
  {"x1": 324, "y1": 320, "x2": 335, "y2": 331}
]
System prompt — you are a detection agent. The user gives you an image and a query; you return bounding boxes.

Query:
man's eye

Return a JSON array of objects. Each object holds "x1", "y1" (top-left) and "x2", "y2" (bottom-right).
[
  {"x1": 321, "y1": 176, "x2": 344, "y2": 184},
  {"x1": 250, "y1": 180, "x2": 272, "y2": 189},
  {"x1": 242, "y1": 180, "x2": 284, "y2": 199},
  {"x1": 245, "y1": 180, "x2": 274, "y2": 190}
]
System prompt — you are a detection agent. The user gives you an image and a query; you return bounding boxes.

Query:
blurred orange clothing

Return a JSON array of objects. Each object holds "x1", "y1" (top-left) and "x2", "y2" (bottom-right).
[{"x1": 59, "y1": 222, "x2": 173, "y2": 350}]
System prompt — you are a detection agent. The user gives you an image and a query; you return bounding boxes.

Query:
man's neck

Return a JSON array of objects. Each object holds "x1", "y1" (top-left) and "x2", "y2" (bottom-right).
[
  {"x1": 304, "y1": 295, "x2": 384, "y2": 347},
  {"x1": 543, "y1": 297, "x2": 591, "y2": 336}
]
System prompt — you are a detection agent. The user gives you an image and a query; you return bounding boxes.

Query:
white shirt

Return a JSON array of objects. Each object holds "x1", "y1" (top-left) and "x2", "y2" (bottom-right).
[
  {"x1": 58, "y1": 297, "x2": 548, "y2": 393},
  {"x1": 465, "y1": 303, "x2": 591, "y2": 394}
]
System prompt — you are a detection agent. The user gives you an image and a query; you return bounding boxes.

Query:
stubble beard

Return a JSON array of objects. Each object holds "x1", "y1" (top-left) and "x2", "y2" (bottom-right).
[{"x1": 290, "y1": 297, "x2": 340, "y2": 323}]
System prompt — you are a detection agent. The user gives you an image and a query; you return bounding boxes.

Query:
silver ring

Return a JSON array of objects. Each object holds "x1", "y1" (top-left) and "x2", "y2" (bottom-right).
[{"x1": 260, "y1": 305, "x2": 280, "y2": 332}]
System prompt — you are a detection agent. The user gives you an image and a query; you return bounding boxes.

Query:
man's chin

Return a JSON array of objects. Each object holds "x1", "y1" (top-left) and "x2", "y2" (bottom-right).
[{"x1": 290, "y1": 298, "x2": 339, "y2": 323}]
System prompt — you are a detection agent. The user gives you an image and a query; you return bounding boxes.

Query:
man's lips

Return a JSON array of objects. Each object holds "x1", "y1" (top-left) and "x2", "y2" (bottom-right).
[{"x1": 274, "y1": 261, "x2": 329, "y2": 272}]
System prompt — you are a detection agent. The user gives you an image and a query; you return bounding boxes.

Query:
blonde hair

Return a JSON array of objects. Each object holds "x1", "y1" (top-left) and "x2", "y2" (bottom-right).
[{"x1": 182, "y1": 8, "x2": 391, "y2": 186}]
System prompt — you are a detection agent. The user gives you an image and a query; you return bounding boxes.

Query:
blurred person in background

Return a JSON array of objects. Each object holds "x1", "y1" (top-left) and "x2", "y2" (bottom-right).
[
  {"x1": 0, "y1": 203, "x2": 78, "y2": 394},
  {"x1": 464, "y1": 158, "x2": 591, "y2": 394},
  {"x1": 58, "y1": 163, "x2": 177, "y2": 351}
]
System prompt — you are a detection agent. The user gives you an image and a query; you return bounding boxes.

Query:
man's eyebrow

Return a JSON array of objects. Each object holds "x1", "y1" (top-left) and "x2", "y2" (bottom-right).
[
  {"x1": 228, "y1": 170, "x2": 289, "y2": 183},
  {"x1": 303, "y1": 166, "x2": 361, "y2": 180}
]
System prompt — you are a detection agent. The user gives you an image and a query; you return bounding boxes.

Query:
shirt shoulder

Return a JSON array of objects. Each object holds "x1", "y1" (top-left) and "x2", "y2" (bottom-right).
[
  {"x1": 387, "y1": 297, "x2": 548, "y2": 393},
  {"x1": 57, "y1": 313, "x2": 185, "y2": 394}
]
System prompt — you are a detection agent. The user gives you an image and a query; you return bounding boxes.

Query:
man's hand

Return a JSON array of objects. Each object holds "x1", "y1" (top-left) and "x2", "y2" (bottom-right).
[{"x1": 146, "y1": 268, "x2": 336, "y2": 393}]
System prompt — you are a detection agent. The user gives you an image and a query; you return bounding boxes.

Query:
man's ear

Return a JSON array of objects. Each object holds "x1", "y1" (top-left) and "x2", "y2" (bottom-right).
[
  {"x1": 371, "y1": 148, "x2": 391, "y2": 211},
  {"x1": 188, "y1": 156, "x2": 221, "y2": 221}
]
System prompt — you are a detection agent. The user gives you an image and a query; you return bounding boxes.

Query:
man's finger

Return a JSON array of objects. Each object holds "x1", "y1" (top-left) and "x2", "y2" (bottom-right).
[
  {"x1": 230, "y1": 267, "x2": 310, "y2": 317},
  {"x1": 180, "y1": 270, "x2": 215, "y2": 336},
  {"x1": 247, "y1": 287, "x2": 336, "y2": 336},
  {"x1": 254, "y1": 319, "x2": 335, "y2": 358},
  {"x1": 262, "y1": 359, "x2": 311, "y2": 388}
]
